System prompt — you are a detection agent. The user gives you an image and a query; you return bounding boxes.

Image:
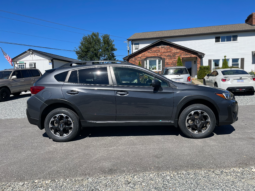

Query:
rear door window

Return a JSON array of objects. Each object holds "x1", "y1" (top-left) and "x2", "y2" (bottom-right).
[
  {"x1": 21, "y1": 70, "x2": 32, "y2": 78},
  {"x1": 30, "y1": 70, "x2": 41, "y2": 77},
  {"x1": 78, "y1": 67, "x2": 109, "y2": 85},
  {"x1": 68, "y1": 71, "x2": 78, "y2": 83}
]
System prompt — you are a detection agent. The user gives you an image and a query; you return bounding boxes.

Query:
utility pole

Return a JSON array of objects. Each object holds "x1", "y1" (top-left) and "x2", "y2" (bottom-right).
[{"x1": 124, "y1": 41, "x2": 130, "y2": 55}]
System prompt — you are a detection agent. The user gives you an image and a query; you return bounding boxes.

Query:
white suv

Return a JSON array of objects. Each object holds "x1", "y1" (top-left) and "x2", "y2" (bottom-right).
[{"x1": 163, "y1": 66, "x2": 191, "y2": 84}]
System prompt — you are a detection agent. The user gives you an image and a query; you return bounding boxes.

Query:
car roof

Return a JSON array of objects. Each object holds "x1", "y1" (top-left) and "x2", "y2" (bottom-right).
[
  {"x1": 0, "y1": 68, "x2": 39, "y2": 72},
  {"x1": 164, "y1": 66, "x2": 187, "y2": 69}
]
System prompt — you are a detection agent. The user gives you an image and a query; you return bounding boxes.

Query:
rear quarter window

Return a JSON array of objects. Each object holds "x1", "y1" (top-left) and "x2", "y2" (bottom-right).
[
  {"x1": 54, "y1": 71, "x2": 68, "y2": 82},
  {"x1": 30, "y1": 70, "x2": 41, "y2": 77}
]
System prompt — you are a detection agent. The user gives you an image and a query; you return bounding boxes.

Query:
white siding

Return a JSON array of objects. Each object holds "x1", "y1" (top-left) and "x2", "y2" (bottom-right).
[
  {"x1": 132, "y1": 31, "x2": 255, "y2": 72},
  {"x1": 54, "y1": 60, "x2": 70, "y2": 68}
]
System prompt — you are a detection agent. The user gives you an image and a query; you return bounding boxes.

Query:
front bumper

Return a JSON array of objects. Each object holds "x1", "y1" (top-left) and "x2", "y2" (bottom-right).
[{"x1": 218, "y1": 100, "x2": 238, "y2": 126}]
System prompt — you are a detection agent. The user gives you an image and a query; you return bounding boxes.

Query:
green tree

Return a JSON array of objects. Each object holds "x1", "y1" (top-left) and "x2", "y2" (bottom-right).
[
  {"x1": 177, "y1": 56, "x2": 183, "y2": 66},
  {"x1": 138, "y1": 61, "x2": 141, "y2": 66},
  {"x1": 75, "y1": 32, "x2": 117, "y2": 61},
  {"x1": 222, "y1": 56, "x2": 229, "y2": 68},
  {"x1": 101, "y1": 34, "x2": 117, "y2": 60}
]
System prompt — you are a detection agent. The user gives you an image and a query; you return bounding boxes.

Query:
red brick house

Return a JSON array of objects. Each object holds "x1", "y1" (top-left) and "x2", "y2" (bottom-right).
[{"x1": 123, "y1": 39, "x2": 204, "y2": 76}]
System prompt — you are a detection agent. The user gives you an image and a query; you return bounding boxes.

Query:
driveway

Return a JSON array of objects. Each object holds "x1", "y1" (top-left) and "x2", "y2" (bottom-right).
[{"x1": 0, "y1": 105, "x2": 255, "y2": 183}]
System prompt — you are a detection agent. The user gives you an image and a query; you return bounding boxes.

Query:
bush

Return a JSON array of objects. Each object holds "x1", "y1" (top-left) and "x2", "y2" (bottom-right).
[
  {"x1": 197, "y1": 66, "x2": 210, "y2": 79},
  {"x1": 177, "y1": 56, "x2": 183, "y2": 66},
  {"x1": 222, "y1": 56, "x2": 229, "y2": 68},
  {"x1": 138, "y1": 61, "x2": 141, "y2": 66}
]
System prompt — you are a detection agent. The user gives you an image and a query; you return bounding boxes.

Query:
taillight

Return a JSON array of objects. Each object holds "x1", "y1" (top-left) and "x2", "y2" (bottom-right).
[
  {"x1": 221, "y1": 78, "x2": 230, "y2": 82},
  {"x1": 187, "y1": 76, "x2": 191, "y2": 82},
  {"x1": 253, "y1": 78, "x2": 255, "y2": 81},
  {"x1": 30, "y1": 86, "x2": 45, "y2": 95}
]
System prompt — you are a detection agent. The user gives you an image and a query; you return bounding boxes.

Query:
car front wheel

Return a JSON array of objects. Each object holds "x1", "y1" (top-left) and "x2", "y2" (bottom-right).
[
  {"x1": 178, "y1": 104, "x2": 216, "y2": 138},
  {"x1": 44, "y1": 108, "x2": 80, "y2": 142},
  {"x1": 0, "y1": 87, "x2": 10, "y2": 102}
]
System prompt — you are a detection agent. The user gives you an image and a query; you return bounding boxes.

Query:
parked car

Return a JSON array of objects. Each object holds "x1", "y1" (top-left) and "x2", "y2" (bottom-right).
[
  {"x1": 27, "y1": 62, "x2": 238, "y2": 142},
  {"x1": 203, "y1": 69, "x2": 255, "y2": 92},
  {"x1": 0, "y1": 68, "x2": 42, "y2": 101},
  {"x1": 163, "y1": 66, "x2": 191, "y2": 84}
]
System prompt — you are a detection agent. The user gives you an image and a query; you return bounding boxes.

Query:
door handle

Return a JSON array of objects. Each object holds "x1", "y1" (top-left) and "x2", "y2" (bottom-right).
[
  {"x1": 67, "y1": 90, "x2": 79, "y2": 95},
  {"x1": 116, "y1": 91, "x2": 128, "y2": 96}
]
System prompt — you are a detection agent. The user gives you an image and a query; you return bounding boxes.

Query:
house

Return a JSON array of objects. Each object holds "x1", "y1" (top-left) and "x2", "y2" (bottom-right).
[
  {"x1": 12, "y1": 49, "x2": 83, "y2": 74},
  {"x1": 124, "y1": 13, "x2": 255, "y2": 77}
]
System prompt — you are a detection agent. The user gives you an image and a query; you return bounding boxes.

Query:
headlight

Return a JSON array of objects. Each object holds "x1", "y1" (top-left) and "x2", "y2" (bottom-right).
[{"x1": 216, "y1": 92, "x2": 234, "y2": 100}]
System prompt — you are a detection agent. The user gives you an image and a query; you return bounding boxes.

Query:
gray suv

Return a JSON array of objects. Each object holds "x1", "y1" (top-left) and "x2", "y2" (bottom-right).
[
  {"x1": 0, "y1": 68, "x2": 41, "y2": 101},
  {"x1": 26, "y1": 62, "x2": 238, "y2": 142}
]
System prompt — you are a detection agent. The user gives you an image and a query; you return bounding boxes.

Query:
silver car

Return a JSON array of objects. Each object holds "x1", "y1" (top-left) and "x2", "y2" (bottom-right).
[
  {"x1": 163, "y1": 66, "x2": 191, "y2": 83},
  {"x1": 0, "y1": 68, "x2": 42, "y2": 101}
]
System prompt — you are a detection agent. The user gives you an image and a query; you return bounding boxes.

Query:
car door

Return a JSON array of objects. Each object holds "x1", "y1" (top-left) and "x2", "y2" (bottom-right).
[
  {"x1": 20, "y1": 70, "x2": 33, "y2": 90},
  {"x1": 62, "y1": 66, "x2": 116, "y2": 121},
  {"x1": 10, "y1": 70, "x2": 23, "y2": 93},
  {"x1": 111, "y1": 66, "x2": 175, "y2": 122},
  {"x1": 30, "y1": 69, "x2": 42, "y2": 84}
]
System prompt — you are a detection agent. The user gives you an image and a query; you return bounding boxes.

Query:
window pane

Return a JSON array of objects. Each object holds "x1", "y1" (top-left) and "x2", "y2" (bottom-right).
[
  {"x1": 232, "y1": 35, "x2": 238, "y2": 41},
  {"x1": 55, "y1": 71, "x2": 68, "y2": 82},
  {"x1": 31, "y1": 70, "x2": 40, "y2": 77},
  {"x1": 164, "y1": 68, "x2": 188, "y2": 75},
  {"x1": 149, "y1": 60, "x2": 157, "y2": 70},
  {"x1": 158, "y1": 60, "x2": 162, "y2": 71},
  {"x1": 21, "y1": 70, "x2": 32, "y2": 78},
  {"x1": 226, "y1": 36, "x2": 232, "y2": 41},
  {"x1": 12, "y1": 71, "x2": 22, "y2": 78},
  {"x1": 215, "y1": 36, "x2": 220, "y2": 42},
  {"x1": 0, "y1": 71, "x2": 12, "y2": 79},
  {"x1": 113, "y1": 67, "x2": 168, "y2": 87},
  {"x1": 232, "y1": 58, "x2": 239, "y2": 67},
  {"x1": 222, "y1": 70, "x2": 248, "y2": 75},
  {"x1": 79, "y1": 67, "x2": 109, "y2": 85},
  {"x1": 221, "y1": 36, "x2": 226, "y2": 42},
  {"x1": 68, "y1": 71, "x2": 78, "y2": 83},
  {"x1": 134, "y1": 43, "x2": 139, "y2": 50}
]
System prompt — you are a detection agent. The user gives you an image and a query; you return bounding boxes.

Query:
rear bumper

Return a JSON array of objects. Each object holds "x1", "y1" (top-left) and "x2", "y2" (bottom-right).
[
  {"x1": 218, "y1": 100, "x2": 238, "y2": 126},
  {"x1": 227, "y1": 86, "x2": 254, "y2": 92},
  {"x1": 26, "y1": 109, "x2": 41, "y2": 128}
]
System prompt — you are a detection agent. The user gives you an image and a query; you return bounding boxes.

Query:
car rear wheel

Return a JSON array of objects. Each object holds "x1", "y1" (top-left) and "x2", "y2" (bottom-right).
[
  {"x1": 178, "y1": 104, "x2": 216, "y2": 138},
  {"x1": 0, "y1": 87, "x2": 10, "y2": 102},
  {"x1": 12, "y1": 92, "x2": 21, "y2": 96},
  {"x1": 203, "y1": 79, "x2": 206, "y2": 85},
  {"x1": 44, "y1": 108, "x2": 80, "y2": 142},
  {"x1": 214, "y1": 83, "x2": 218, "y2": 87}
]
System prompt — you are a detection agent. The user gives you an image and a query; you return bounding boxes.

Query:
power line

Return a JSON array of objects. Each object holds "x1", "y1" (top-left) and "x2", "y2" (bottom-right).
[
  {"x1": 0, "y1": 9, "x2": 127, "y2": 39},
  {"x1": 0, "y1": 16, "x2": 124, "y2": 42},
  {"x1": 0, "y1": 41, "x2": 127, "y2": 57}
]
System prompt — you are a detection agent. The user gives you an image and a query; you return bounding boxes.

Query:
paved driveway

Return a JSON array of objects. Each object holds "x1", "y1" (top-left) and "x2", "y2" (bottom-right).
[{"x1": 0, "y1": 105, "x2": 255, "y2": 183}]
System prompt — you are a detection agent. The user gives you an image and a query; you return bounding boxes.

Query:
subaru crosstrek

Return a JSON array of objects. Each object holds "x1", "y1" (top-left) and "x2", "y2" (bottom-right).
[{"x1": 26, "y1": 62, "x2": 238, "y2": 142}]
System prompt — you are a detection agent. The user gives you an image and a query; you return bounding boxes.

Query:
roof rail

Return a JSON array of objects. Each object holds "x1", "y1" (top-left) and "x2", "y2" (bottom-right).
[{"x1": 59, "y1": 60, "x2": 132, "y2": 68}]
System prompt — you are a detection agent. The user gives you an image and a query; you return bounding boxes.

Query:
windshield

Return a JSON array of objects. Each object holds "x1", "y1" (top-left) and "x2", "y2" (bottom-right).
[
  {"x1": 164, "y1": 68, "x2": 188, "y2": 75},
  {"x1": 222, "y1": 70, "x2": 248, "y2": 75},
  {"x1": 0, "y1": 71, "x2": 12, "y2": 79}
]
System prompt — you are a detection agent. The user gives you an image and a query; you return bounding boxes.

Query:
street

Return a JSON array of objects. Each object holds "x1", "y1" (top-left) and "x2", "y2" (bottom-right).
[{"x1": 0, "y1": 105, "x2": 254, "y2": 183}]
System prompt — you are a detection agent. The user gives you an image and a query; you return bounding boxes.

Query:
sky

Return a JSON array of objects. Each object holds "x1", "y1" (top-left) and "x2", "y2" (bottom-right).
[{"x1": 0, "y1": 0, "x2": 254, "y2": 70}]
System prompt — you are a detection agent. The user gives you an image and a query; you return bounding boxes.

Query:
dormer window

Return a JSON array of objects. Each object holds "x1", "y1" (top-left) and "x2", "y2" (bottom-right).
[{"x1": 134, "y1": 43, "x2": 139, "y2": 50}]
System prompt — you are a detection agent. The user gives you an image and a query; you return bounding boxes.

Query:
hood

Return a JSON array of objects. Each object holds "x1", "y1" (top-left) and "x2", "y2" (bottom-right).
[{"x1": 172, "y1": 81, "x2": 228, "y2": 93}]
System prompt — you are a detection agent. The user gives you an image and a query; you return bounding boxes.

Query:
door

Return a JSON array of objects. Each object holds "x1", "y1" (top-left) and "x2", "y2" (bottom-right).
[
  {"x1": 62, "y1": 66, "x2": 116, "y2": 121},
  {"x1": 10, "y1": 70, "x2": 23, "y2": 93},
  {"x1": 111, "y1": 66, "x2": 174, "y2": 122},
  {"x1": 20, "y1": 70, "x2": 34, "y2": 90},
  {"x1": 185, "y1": 61, "x2": 192, "y2": 75}
]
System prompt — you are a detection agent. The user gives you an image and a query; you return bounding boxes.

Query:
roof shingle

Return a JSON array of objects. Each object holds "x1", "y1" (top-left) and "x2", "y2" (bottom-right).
[{"x1": 128, "y1": 23, "x2": 255, "y2": 40}]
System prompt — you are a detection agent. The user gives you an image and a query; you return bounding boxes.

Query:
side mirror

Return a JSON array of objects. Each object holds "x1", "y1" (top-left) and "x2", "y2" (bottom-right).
[
  {"x1": 151, "y1": 79, "x2": 161, "y2": 88},
  {"x1": 11, "y1": 75, "x2": 17, "y2": 79}
]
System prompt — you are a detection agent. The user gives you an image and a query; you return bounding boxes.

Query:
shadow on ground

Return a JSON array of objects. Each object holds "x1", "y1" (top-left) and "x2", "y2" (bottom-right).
[
  {"x1": 42, "y1": 125, "x2": 235, "y2": 141},
  {"x1": 8, "y1": 93, "x2": 31, "y2": 101}
]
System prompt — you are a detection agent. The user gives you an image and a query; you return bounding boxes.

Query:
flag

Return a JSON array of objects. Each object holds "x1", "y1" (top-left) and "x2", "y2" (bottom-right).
[{"x1": 1, "y1": 47, "x2": 13, "y2": 66}]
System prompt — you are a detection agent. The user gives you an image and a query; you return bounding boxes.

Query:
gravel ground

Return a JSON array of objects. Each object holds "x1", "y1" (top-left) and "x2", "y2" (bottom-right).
[
  {"x1": 1, "y1": 167, "x2": 255, "y2": 190},
  {"x1": 0, "y1": 92, "x2": 254, "y2": 119}
]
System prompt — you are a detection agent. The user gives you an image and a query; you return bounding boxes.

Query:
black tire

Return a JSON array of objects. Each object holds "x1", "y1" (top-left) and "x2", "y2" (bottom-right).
[
  {"x1": 203, "y1": 79, "x2": 206, "y2": 85},
  {"x1": 0, "y1": 87, "x2": 10, "y2": 102},
  {"x1": 214, "y1": 83, "x2": 218, "y2": 87},
  {"x1": 178, "y1": 104, "x2": 216, "y2": 138},
  {"x1": 44, "y1": 108, "x2": 80, "y2": 142},
  {"x1": 12, "y1": 92, "x2": 21, "y2": 96}
]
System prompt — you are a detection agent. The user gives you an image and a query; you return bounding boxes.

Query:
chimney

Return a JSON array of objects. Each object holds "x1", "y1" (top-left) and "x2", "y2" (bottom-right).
[{"x1": 245, "y1": 13, "x2": 255, "y2": 25}]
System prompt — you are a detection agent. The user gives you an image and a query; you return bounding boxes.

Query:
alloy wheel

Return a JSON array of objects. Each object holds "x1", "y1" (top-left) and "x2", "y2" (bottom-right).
[
  {"x1": 185, "y1": 110, "x2": 211, "y2": 134},
  {"x1": 49, "y1": 114, "x2": 73, "y2": 137}
]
